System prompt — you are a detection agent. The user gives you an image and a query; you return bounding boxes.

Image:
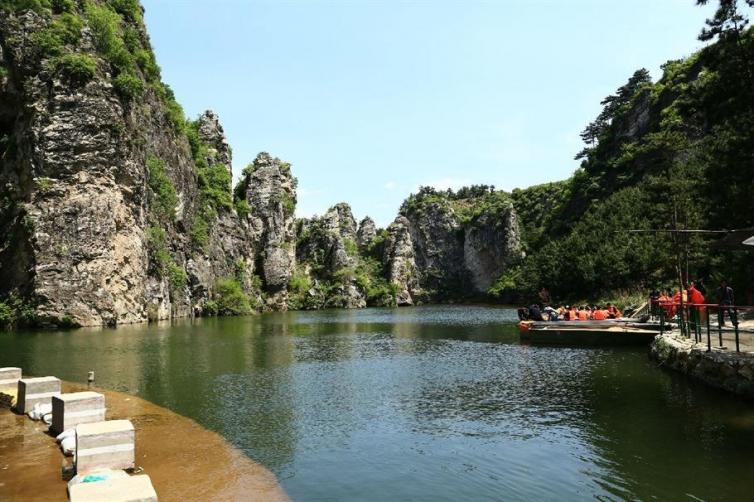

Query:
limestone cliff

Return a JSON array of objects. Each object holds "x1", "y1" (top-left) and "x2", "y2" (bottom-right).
[
  {"x1": 237, "y1": 152, "x2": 297, "y2": 310},
  {"x1": 294, "y1": 203, "x2": 367, "y2": 309},
  {"x1": 0, "y1": 1, "x2": 527, "y2": 328},
  {"x1": 0, "y1": 1, "x2": 296, "y2": 326},
  {"x1": 382, "y1": 216, "x2": 420, "y2": 306},
  {"x1": 385, "y1": 187, "x2": 523, "y2": 305}
]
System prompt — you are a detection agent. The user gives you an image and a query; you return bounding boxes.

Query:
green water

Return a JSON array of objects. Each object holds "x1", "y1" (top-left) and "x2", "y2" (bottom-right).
[{"x1": 2, "y1": 305, "x2": 754, "y2": 500}]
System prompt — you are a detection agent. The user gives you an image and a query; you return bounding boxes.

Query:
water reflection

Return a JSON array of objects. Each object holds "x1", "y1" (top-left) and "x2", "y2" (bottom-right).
[{"x1": 2, "y1": 306, "x2": 754, "y2": 501}]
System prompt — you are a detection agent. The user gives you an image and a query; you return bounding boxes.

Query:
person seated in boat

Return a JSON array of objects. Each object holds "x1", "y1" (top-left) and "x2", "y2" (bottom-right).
[
  {"x1": 528, "y1": 304, "x2": 545, "y2": 322},
  {"x1": 517, "y1": 307, "x2": 530, "y2": 321},
  {"x1": 566, "y1": 305, "x2": 578, "y2": 320},
  {"x1": 557, "y1": 305, "x2": 567, "y2": 319},
  {"x1": 570, "y1": 306, "x2": 580, "y2": 320},
  {"x1": 562, "y1": 305, "x2": 571, "y2": 320},
  {"x1": 592, "y1": 306, "x2": 608, "y2": 320},
  {"x1": 577, "y1": 306, "x2": 590, "y2": 321},
  {"x1": 543, "y1": 305, "x2": 559, "y2": 321},
  {"x1": 606, "y1": 303, "x2": 622, "y2": 319}
]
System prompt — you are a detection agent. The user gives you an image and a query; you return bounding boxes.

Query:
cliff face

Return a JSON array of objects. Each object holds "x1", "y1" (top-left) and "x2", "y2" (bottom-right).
[
  {"x1": 295, "y1": 203, "x2": 367, "y2": 309},
  {"x1": 0, "y1": 1, "x2": 530, "y2": 327},
  {"x1": 0, "y1": 7, "x2": 156, "y2": 326},
  {"x1": 0, "y1": 2, "x2": 298, "y2": 326},
  {"x1": 385, "y1": 188, "x2": 523, "y2": 305},
  {"x1": 382, "y1": 216, "x2": 420, "y2": 306}
]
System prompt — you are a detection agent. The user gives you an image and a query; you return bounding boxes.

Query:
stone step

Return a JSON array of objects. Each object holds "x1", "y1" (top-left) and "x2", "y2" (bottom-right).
[
  {"x1": 0, "y1": 367, "x2": 22, "y2": 395},
  {"x1": 52, "y1": 392, "x2": 106, "y2": 434},
  {"x1": 75, "y1": 420, "x2": 135, "y2": 474},
  {"x1": 16, "y1": 376, "x2": 61, "y2": 414},
  {"x1": 68, "y1": 474, "x2": 157, "y2": 502}
]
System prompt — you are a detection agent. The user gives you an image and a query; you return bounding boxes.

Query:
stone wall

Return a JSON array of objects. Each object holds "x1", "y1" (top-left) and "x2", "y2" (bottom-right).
[{"x1": 650, "y1": 334, "x2": 754, "y2": 398}]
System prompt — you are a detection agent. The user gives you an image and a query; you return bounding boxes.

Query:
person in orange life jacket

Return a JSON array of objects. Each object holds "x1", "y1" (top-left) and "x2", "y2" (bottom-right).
[
  {"x1": 570, "y1": 305, "x2": 579, "y2": 321},
  {"x1": 592, "y1": 307, "x2": 607, "y2": 320},
  {"x1": 567, "y1": 306, "x2": 579, "y2": 320},
  {"x1": 606, "y1": 303, "x2": 622, "y2": 319},
  {"x1": 671, "y1": 289, "x2": 686, "y2": 319},
  {"x1": 577, "y1": 306, "x2": 589, "y2": 321}
]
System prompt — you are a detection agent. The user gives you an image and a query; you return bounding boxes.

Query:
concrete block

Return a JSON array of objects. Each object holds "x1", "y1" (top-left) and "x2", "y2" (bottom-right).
[
  {"x1": 75, "y1": 420, "x2": 135, "y2": 474},
  {"x1": 16, "y1": 376, "x2": 61, "y2": 414},
  {"x1": 0, "y1": 367, "x2": 22, "y2": 395},
  {"x1": 52, "y1": 392, "x2": 106, "y2": 434},
  {"x1": 68, "y1": 474, "x2": 157, "y2": 502}
]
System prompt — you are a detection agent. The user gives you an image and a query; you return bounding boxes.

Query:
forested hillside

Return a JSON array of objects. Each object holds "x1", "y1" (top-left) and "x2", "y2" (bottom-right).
[{"x1": 489, "y1": 0, "x2": 754, "y2": 304}]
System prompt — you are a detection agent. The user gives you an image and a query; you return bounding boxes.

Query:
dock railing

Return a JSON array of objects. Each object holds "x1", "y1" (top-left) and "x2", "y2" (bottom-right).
[{"x1": 652, "y1": 299, "x2": 752, "y2": 353}]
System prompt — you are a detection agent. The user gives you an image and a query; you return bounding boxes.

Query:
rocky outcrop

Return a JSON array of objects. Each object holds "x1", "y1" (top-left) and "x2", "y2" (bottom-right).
[
  {"x1": 238, "y1": 153, "x2": 297, "y2": 310},
  {"x1": 464, "y1": 207, "x2": 521, "y2": 291},
  {"x1": 0, "y1": 2, "x2": 296, "y2": 326},
  {"x1": 357, "y1": 217, "x2": 377, "y2": 249},
  {"x1": 404, "y1": 200, "x2": 466, "y2": 297},
  {"x1": 382, "y1": 216, "x2": 420, "y2": 306},
  {"x1": 196, "y1": 110, "x2": 233, "y2": 186},
  {"x1": 296, "y1": 203, "x2": 366, "y2": 309},
  {"x1": 389, "y1": 190, "x2": 523, "y2": 302},
  {"x1": 650, "y1": 334, "x2": 754, "y2": 398}
]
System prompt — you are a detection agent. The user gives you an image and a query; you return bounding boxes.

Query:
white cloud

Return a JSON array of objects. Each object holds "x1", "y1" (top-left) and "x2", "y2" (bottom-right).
[{"x1": 384, "y1": 181, "x2": 397, "y2": 191}]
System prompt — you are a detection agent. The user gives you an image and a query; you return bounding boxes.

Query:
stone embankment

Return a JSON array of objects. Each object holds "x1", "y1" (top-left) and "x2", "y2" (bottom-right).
[{"x1": 650, "y1": 334, "x2": 754, "y2": 398}]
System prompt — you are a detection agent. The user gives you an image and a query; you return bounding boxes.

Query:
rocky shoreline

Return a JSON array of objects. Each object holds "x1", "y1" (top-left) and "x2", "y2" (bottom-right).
[{"x1": 650, "y1": 334, "x2": 754, "y2": 399}]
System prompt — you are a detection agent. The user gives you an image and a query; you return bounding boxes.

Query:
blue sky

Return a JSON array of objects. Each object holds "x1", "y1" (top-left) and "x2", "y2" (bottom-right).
[{"x1": 142, "y1": 0, "x2": 715, "y2": 227}]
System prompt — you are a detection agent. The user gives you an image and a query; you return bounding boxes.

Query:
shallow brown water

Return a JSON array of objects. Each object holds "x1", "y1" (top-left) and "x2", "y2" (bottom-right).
[{"x1": 0, "y1": 382, "x2": 287, "y2": 502}]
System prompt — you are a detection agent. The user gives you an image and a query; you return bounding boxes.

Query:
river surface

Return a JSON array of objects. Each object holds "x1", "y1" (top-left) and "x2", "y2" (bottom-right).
[{"x1": 2, "y1": 305, "x2": 754, "y2": 501}]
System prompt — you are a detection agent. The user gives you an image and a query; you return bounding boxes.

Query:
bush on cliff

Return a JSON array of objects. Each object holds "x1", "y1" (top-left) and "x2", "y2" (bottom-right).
[
  {"x1": 56, "y1": 53, "x2": 97, "y2": 83},
  {"x1": 32, "y1": 13, "x2": 84, "y2": 58},
  {"x1": 113, "y1": 71, "x2": 144, "y2": 99},
  {"x1": 0, "y1": 0, "x2": 52, "y2": 14},
  {"x1": 0, "y1": 295, "x2": 37, "y2": 329},
  {"x1": 146, "y1": 156, "x2": 178, "y2": 222},
  {"x1": 287, "y1": 271, "x2": 314, "y2": 310},
  {"x1": 205, "y1": 279, "x2": 251, "y2": 316},
  {"x1": 52, "y1": 0, "x2": 74, "y2": 13}
]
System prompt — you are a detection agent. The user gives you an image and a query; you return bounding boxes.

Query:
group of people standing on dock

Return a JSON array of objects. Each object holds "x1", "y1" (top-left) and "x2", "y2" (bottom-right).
[
  {"x1": 650, "y1": 279, "x2": 738, "y2": 327},
  {"x1": 520, "y1": 303, "x2": 622, "y2": 322}
]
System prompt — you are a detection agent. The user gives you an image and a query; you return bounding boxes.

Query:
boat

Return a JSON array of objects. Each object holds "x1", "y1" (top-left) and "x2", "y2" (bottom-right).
[{"x1": 517, "y1": 320, "x2": 668, "y2": 346}]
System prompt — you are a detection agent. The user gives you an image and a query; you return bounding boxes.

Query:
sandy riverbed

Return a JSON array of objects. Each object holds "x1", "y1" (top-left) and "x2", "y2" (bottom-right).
[{"x1": 0, "y1": 382, "x2": 288, "y2": 502}]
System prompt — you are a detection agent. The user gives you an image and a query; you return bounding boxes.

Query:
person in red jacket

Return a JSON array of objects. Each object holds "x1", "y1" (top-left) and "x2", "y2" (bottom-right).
[
  {"x1": 688, "y1": 282, "x2": 706, "y2": 335},
  {"x1": 689, "y1": 282, "x2": 706, "y2": 307}
]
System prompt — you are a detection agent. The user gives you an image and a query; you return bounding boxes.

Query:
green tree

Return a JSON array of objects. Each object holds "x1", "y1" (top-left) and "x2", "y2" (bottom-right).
[{"x1": 697, "y1": 0, "x2": 754, "y2": 43}]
